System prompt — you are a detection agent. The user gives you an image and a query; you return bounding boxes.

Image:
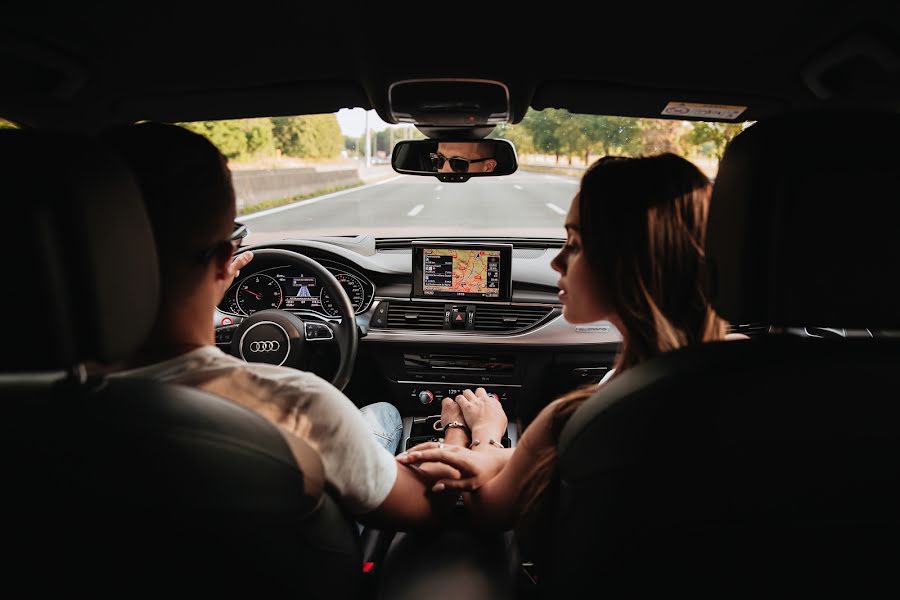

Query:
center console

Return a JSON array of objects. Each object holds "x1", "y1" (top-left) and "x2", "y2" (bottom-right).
[{"x1": 401, "y1": 414, "x2": 518, "y2": 452}]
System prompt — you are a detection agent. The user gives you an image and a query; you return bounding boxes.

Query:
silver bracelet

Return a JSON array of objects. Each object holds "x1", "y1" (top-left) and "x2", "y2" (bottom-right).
[
  {"x1": 469, "y1": 438, "x2": 505, "y2": 449},
  {"x1": 434, "y1": 420, "x2": 470, "y2": 436}
]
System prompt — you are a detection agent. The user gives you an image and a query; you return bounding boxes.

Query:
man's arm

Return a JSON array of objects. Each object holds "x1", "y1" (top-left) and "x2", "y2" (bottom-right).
[{"x1": 355, "y1": 463, "x2": 458, "y2": 529}]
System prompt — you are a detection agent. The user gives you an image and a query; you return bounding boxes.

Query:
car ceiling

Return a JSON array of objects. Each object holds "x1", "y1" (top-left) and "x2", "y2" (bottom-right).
[{"x1": 2, "y1": 7, "x2": 898, "y2": 131}]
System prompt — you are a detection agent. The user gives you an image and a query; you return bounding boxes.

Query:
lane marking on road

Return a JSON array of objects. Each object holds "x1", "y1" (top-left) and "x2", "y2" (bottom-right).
[
  {"x1": 434, "y1": 185, "x2": 444, "y2": 192},
  {"x1": 241, "y1": 175, "x2": 403, "y2": 221},
  {"x1": 514, "y1": 184, "x2": 524, "y2": 190},
  {"x1": 407, "y1": 204, "x2": 425, "y2": 216},
  {"x1": 545, "y1": 202, "x2": 568, "y2": 216}
]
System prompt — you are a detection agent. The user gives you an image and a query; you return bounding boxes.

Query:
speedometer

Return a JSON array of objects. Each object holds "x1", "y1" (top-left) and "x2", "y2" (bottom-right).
[
  {"x1": 320, "y1": 272, "x2": 365, "y2": 316},
  {"x1": 236, "y1": 274, "x2": 283, "y2": 315}
]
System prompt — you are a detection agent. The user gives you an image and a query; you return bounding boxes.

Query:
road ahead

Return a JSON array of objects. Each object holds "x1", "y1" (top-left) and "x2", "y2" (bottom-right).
[{"x1": 242, "y1": 170, "x2": 578, "y2": 242}]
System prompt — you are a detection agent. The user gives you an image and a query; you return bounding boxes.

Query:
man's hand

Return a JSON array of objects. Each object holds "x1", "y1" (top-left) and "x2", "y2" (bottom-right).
[
  {"x1": 439, "y1": 396, "x2": 470, "y2": 447},
  {"x1": 440, "y1": 396, "x2": 466, "y2": 427},
  {"x1": 215, "y1": 250, "x2": 253, "y2": 304},
  {"x1": 456, "y1": 388, "x2": 507, "y2": 444},
  {"x1": 229, "y1": 250, "x2": 254, "y2": 284}
]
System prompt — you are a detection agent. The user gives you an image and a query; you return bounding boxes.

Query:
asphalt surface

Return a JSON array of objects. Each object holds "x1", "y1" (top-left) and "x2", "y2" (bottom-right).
[{"x1": 242, "y1": 170, "x2": 579, "y2": 242}]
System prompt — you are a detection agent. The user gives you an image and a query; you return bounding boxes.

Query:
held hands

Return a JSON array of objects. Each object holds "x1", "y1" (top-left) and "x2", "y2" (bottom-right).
[
  {"x1": 440, "y1": 396, "x2": 466, "y2": 430},
  {"x1": 400, "y1": 387, "x2": 510, "y2": 493},
  {"x1": 398, "y1": 441, "x2": 509, "y2": 493},
  {"x1": 404, "y1": 397, "x2": 469, "y2": 485},
  {"x1": 455, "y1": 387, "x2": 507, "y2": 441}
]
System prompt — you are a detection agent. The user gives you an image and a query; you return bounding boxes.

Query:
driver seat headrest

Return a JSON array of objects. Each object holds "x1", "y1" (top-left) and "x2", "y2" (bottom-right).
[
  {"x1": 706, "y1": 111, "x2": 900, "y2": 329},
  {"x1": 0, "y1": 129, "x2": 159, "y2": 371}
]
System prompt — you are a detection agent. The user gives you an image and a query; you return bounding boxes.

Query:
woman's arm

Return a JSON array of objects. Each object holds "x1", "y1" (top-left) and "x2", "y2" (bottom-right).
[{"x1": 398, "y1": 398, "x2": 564, "y2": 530}]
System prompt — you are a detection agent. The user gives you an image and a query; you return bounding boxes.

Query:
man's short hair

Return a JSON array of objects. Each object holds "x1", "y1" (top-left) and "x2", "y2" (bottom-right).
[{"x1": 103, "y1": 122, "x2": 236, "y2": 285}]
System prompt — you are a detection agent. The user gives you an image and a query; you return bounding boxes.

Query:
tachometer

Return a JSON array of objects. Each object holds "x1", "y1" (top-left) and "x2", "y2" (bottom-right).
[
  {"x1": 236, "y1": 274, "x2": 283, "y2": 315},
  {"x1": 320, "y1": 272, "x2": 365, "y2": 316}
]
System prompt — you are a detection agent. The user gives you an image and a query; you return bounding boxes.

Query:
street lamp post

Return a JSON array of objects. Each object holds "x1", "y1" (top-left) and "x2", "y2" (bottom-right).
[{"x1": 365, "y1": 110, "x2": 371, "y2": 168}]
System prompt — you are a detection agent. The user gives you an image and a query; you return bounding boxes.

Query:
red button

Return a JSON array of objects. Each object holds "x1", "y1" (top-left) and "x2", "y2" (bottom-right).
[{"x1": 221, "y1": 317, "x2": 233, "y2": 326}]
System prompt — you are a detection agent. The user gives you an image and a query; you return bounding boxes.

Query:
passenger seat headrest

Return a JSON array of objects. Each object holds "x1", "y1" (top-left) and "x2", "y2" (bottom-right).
[
  {"x1": 706, "y1": 112, "x2": 900, "y2": 329},
  {"x1": 1, "y1": 130, "x2": 159, "y2": 371}
]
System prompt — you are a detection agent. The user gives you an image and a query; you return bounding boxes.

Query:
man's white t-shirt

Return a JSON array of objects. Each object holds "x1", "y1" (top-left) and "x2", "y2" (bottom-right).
[
  {"x1": 599, "y1": 368, "x2": 615, "y2": 385},
  {"x1": 113, "y1": 346, "x2": 397, "y2": 515}
]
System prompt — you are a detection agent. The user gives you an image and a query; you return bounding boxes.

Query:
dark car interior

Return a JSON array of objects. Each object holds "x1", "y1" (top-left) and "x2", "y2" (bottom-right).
[{"x1": 2, "y1": 9, "x2": 900, "y2": 598}]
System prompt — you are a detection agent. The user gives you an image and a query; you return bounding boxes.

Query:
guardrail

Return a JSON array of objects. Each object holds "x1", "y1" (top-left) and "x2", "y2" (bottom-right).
[{"x1": 232, "y1": 167, "x2": 363, "y2": 209}]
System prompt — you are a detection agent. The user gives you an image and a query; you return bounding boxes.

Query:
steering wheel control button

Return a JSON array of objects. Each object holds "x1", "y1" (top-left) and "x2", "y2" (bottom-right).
[
  {"x1": 239, "y1": 321, "x2": 291, "y2": 366},
  {"x1": 220, "y1": 317, "x2": 233, "y2": 326},
  {"x1": 215, "y1": 325, "x2": 239, "y2": 344},
  {"x1": 418, "y1": 390, "x2": 435, "y2": 405},
  {"x1": 305, "y1": 322, "x2": 334, "y2": 341}
]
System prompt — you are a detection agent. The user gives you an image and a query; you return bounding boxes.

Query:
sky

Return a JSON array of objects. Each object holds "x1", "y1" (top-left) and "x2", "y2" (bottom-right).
[{"x1": 336, "y1": 107, "x2": 401, "y2": 137}]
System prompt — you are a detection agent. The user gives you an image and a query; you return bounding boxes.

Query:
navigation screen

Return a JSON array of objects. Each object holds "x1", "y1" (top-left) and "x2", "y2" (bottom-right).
[{"x1": 422, "y1": 248, "x2": 501, "y2": 298}]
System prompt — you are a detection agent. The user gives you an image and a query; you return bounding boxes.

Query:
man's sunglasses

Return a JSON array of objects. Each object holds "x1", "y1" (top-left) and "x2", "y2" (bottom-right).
[
  {"x1": 199, "y1": 221, "x2": 249, "y2": 263},
  {"x1": 430, "y1": 152, "x2": 494, "y2": 174}
]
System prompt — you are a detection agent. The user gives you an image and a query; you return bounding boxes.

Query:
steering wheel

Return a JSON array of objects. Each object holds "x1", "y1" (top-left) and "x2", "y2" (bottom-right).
[{"x1": 225, "y1": 248, "x2": 358, "y2": 391}]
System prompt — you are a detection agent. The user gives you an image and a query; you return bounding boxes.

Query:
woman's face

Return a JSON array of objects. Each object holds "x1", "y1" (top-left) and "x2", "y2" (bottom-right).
[{"x1": 551, "y1": 194, "x2": 612, "y2": 324}]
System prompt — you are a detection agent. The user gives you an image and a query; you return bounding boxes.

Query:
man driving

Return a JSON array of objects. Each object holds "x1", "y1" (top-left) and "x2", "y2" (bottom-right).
[{"x1": 105, "y1": 122, "x2": 463, "y2": 527}]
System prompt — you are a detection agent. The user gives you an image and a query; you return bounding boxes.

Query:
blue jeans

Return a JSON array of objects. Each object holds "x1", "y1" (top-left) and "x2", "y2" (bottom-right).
[{"x1": 359, "y1": 401, "x2": 402, "y2": 455}]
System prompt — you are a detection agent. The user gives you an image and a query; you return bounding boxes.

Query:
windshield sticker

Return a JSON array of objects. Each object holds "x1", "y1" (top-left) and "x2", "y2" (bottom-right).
[{"x1": 661, "y1": 102, "x2": 747, "y2": 120}]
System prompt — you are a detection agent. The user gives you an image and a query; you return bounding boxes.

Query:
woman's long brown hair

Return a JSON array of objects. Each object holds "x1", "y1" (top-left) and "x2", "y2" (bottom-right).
[{"x1": 517, "y1": 153, "x2": 726, "y2": 540}]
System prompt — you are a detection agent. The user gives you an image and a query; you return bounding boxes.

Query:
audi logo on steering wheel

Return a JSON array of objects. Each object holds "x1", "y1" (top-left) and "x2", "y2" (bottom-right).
[{"x1": 249, "y1": 340, "x2": 281, "y2": 353}]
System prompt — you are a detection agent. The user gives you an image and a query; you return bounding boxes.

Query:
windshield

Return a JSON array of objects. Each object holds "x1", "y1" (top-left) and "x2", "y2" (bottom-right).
[{"x1": 181, "y1": 110, "x2": 749, "y2": 244}]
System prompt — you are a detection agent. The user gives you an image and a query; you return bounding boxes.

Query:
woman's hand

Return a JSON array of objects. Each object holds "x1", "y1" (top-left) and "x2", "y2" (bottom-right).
[
  {"x1": 456, "y1": 388, "x2": 507, "y2": 443},
  {"x1": 398, "y1": 441, "x2": 512, "y2": 493}
]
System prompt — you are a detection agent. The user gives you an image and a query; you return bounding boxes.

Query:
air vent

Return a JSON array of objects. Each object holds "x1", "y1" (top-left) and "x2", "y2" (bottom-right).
[
  {"x1": 727, "y1": 323, "x2": 769, "y2": 337},
  {"x1": 386, "y1": 301, "x2": 446, "y2": 330},
  {"x1": 474, "y1": 305, "x2": 554, "y2": 332}
]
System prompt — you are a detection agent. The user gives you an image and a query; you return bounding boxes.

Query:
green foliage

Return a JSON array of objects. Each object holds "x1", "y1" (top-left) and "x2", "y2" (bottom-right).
[
  {"x1": 491, "y1": 109, "x2": 749, "y2": 171},
  {"x1": 683, "y1": 121, "x2": 745, "y2": 159},
  {"x1": 273, "y1": 114, "x2": 343, "y2": 159},
  {"x1": 181, "y1": 120, "x2": 247, "y2": 159},
  {"x1": 522, "y1": 109, "x2": 565, "y2": 160},
  {"x1": 488, "y1": 123, "x2": 535, "y2": 155},
  {"x1": 241, "y1": 118, "x2": 275, "y2": 156},
  {"x1": 635, "y1": 119, "x2": 689, "y2": 155}
]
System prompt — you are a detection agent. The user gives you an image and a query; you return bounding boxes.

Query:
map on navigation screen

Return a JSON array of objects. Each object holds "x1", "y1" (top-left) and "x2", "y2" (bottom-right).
[{"x1": 422, "y1": 248, "x2": 501, "y2": 297}]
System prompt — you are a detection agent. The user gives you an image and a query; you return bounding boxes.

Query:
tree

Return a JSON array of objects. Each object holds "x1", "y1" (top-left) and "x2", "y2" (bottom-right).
[
  {"x1": 683, "y1": 121, "x2": 745, "y2": 159},
  {"x1": 180, "y1": 120, "x2": 247, "y2": 159},
  {"x1": 273, "y1": 114, "x2": 343, "y2": 159},
  {"x1": 489, "y1": 123, "x2": 535, "y2": 156},
  {"x1": 241, "y1": 118, "x2": 275, "y2": 157},
  {"x1": 636, "y1": 118, "x2": 690, "y2": 155},
  {"x1": 522, "y1": 108, "x2": 565, "y2": 163}
]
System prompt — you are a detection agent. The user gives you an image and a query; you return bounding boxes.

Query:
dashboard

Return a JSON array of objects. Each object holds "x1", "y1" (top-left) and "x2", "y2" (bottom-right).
[
  {"x1": 212, "y1": 237, "x2": 624, "y2": 426},
  {"x1": 217, "y1": 259, "x2": 375, "y2": 318}
]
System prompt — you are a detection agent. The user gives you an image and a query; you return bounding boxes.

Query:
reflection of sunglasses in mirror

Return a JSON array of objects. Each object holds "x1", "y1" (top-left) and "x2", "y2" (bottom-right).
[{"x1": 430, "y1": 152, "x2": 494, "y2": 173}]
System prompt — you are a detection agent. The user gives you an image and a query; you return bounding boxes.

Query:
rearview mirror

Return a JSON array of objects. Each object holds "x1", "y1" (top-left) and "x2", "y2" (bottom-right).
[{"x1": 392, "y1": 139, "x2": 518, "y2": 182}]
